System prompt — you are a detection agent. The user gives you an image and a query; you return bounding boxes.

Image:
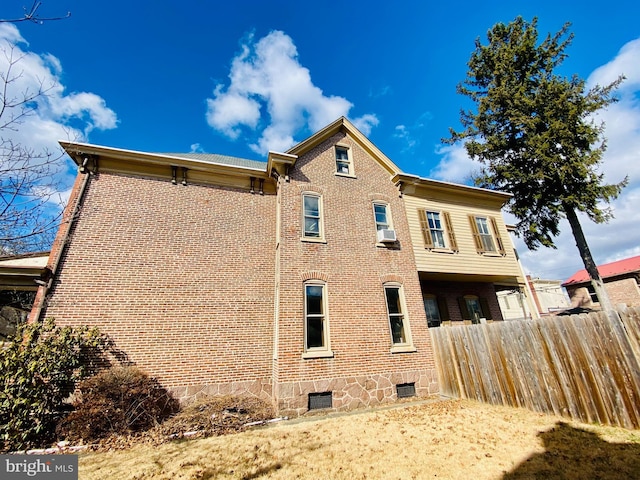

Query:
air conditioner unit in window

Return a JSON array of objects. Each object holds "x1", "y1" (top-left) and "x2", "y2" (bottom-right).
[{"x1": 377, "y1": 229, "x2": 397, "y2": 243}]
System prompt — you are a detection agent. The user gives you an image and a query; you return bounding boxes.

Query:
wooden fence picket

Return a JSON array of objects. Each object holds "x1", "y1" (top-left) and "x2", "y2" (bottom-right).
[{"x1": 430, "y1": 307, "x2": 640, "y2": 429}]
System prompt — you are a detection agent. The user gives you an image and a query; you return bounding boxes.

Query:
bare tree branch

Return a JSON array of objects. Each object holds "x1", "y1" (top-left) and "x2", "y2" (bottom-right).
[
  {"x1": 0, "y1": 37, "x2": 67, "y2": 254},
  {"x1": 0, "y1": 2, "x2": 70, "y2": 25}
]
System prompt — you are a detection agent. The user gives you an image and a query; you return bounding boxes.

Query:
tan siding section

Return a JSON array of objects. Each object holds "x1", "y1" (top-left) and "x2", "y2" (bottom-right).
[{"x1": 403, "y1": 194, "x2": 521, "y2": 278}]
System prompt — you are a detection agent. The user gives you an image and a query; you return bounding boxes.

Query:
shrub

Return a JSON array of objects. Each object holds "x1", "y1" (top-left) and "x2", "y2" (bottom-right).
[
  {"x1": 0, "y1": 318, "x2": 108, "y2": 452},
  {"x1": 157, "y1": 395, "x2": 275, "y2": 439},
  {"x1": 57, "y1": 366, "x2": 179, "y2": 442}
]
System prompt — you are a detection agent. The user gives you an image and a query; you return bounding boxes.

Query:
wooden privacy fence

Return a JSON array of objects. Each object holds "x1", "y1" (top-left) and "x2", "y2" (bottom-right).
[{"x1": 430, "y1": 307, "x2": 640, "y2": 429}]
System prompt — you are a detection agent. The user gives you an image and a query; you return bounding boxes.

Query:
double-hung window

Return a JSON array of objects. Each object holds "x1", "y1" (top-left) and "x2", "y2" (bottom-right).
[
  {"x1": 385, "y1": 286, "x2": 406, "y2": 344},
  {"x1": 469, "y1": 215, "x2": 506, "y2": 255},
  {"x1": 418, "y1": 210, "x2": 458, "y2": 251},
  {"x1": 383, "y1": 284, "x2": 414, "y2": 352},
  {"x1": 302, "y1": 193, "x2": 323, "y2": 240},
  {"x1": 475, "y1": 217, "x2": 495, "y2": 252},
  {"x1": 335, "y1": 146, "x2": 352, "y2": 175},
  {"x1": 303, "y1": 281, "x2": 332, "y2": 358},
  {"x1": 426, "y1": 212, "x2": 446, "y2": 248},
  {"x1": 373, "y1": 203, "x2": 390, "y2": 231}
]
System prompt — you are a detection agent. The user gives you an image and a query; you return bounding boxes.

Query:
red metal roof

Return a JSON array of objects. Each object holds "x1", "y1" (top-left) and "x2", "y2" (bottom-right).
[{"x1": 562, "y1": 255, "x2": 640, "y2": 286}]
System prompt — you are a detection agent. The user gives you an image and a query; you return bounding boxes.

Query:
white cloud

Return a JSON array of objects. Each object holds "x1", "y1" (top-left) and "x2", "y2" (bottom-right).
[
  {"x1": 393, "y1": 125, "x2": 416, "y2": 150},
  {"x1": 588, "y1": 38, "x2": 640, "y2": 92},
  {"x1": 434, "y1": 36, "x2": 640, "y2": 282},
  {"x1": 190, "y1": 143, "x2": 204, "y2": 153},
  {"x1": 0, "y1": 23, "x2": 118, "y2": 220},
  {"x1": 392, "y1": 112, "x2": 434, "y2": 154},
  {"x1": 0, "y1": 24, "x2": 118, "y2": 143},
  {"x1": 205, "y1": 87, "x2": 261, "y2": 139},
  {"x1": 352, "y1": 114, "x2": 379, "y2": 136},
  {"x1": 206, "y1": 31, "x2": 378, "y2": 155},
  {"x1": 369, "y1": 85, "x2": 392, "y2": 99},
  {"x1": 0, "y1": 23, "x2": 22, "y2": 44},
  {"x1": 430, "y1": 143, "x2": 481, "y2": 183},
  {"x1": 49, "y1": 92, "x2": 118, "y2": 134}
]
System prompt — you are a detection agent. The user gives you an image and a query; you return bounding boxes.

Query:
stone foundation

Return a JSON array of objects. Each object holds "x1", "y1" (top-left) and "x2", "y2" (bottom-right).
[
  {"x1": 276, "y1": 369, "x2": 439, "y2": 417},
  {"x1": 168, "y1": 378, "x2": 273, "y2": 406}
]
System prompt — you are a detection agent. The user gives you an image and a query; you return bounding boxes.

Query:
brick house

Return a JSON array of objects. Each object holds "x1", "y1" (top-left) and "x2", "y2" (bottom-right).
[
  {"x1": 0, "y1": 251, "x2": 49, "y2": 341},
  {"x1": 32, "y1": 117, "x2": 528, "y2": 415},
  {"x1": 563, "y1": 255, "x2": 640, "y2": 309},
  {"x1": 398, "y1": 175, "x2": 533, "y2": 326}
]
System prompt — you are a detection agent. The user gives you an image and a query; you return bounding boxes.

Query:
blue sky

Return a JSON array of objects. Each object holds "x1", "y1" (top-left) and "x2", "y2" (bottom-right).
[{"x1": 2, "y1": 0, "x2": 640, "y2": 283}]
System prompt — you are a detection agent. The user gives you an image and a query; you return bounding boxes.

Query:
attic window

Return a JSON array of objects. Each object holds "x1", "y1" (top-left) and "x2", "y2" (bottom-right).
[{"x1": 335, "y1": 146, "x2": 354, "y2": 176}]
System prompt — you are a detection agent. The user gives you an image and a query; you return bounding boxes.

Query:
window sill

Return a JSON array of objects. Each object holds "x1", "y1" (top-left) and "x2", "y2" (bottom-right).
[
  {"x1": 302, "y1": 350, "x2": 334, "y2": 359},
  {"x1": 334, "y1": 172, "x2": 357, "y2": 179},
  {"x1": 390, "y1": 345, "x2": 417, "y2": 354},
  {"x1": 301, "y1": 237, "x2": 327, "y2": 244},
  {"x1": 428, "y1": 248, "x2": 456, "y2": 254},
  {"x1": 375, "y1": 241, "x2": 399, "y2": 248},
  {"x1": 480, "y1": 251, "x2": 504, "y2": 257}
]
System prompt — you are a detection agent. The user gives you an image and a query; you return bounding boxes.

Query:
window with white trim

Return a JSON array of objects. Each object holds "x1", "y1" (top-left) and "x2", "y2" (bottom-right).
[
  {"x1": 335, "y1": 146, "x2": 353, "y2": 176},
  {"x1": 384, "y1": 284, "x2": 409, "y2": 345},
  {"x1": 373, "y1": 202, "x2": 390, "y2": 231},
  {"x1": 426, "y1": 212, "x2": 446, "y2": 248},
  {"x1": 469, "y1": 215, "x2": 506, "y2": 255},
  {"x1": 475, "y1": 217, "x2": 495, "y2": 252},
  {"x1": 302, "y1": 193, "x2": 323, "y2": 240},
  {"x1": 304, "y1": 281, "x2": 332, "y2": 356},
  {"x1": 418, "y1": 210, "x2": 458, "y2": 251}
]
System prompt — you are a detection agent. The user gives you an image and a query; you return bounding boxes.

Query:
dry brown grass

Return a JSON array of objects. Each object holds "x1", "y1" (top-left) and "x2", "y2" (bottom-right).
[{"x1": 78, "y1": 399, "x2": 640, "y2": 480}]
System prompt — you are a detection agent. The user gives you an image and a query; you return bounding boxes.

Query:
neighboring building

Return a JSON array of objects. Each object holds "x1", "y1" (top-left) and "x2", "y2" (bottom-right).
[
  {"x1": 0, "y1": 252, "x2": 49, "y2": 341},
  {"x1": 496, "y1": 289, "x2": 532, "y2": 320},
  {"x1": 527, "y1": 276, "x2": 570, "y2": 315},
  {"x1": 32, "y1": 117, "x2": 529, "y2": 415},
  {"x1": 563, "y1": 255, "x2": 640, "y2": 309}
]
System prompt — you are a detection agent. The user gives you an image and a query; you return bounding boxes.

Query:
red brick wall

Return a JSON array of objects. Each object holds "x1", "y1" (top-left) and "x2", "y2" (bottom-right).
[
  {"x1": 606, "y1": 277, "x2": 640, "y2": 307},
  {"x1": 275, "y1": 132, "x2": 438, "y2": 413},
  {"x1": 566, "y1": 276, "x2": 640, "y2": 309},
  {"x1": 43, "y1": 172, "x2": 276, "y2": 401},
  {"x1": 41, "y1": 131, "x2": 442, "y2": 413}
]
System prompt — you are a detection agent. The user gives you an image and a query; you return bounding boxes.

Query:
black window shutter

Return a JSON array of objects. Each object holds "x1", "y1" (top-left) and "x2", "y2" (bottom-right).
[
  {"x1": 479, "y1": 297, "x2": 492, "y2": 320},
  {"x1": 458, "y1": 297, "x2": 470, "y2": 320}
]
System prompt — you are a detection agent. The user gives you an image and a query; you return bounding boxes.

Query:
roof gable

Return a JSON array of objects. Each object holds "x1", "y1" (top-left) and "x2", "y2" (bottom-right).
[
  {"x1": 281, "y1": 117, "x2": 402, "y2": 176},
  {"x1": 563, "y1": 255, "x2": 640, "y2": 286}
]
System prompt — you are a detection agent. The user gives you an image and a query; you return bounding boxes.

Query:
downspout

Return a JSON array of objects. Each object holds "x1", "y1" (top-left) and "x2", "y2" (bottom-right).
[
  {"x1": 272, "y1": 171, "x2": 283, "y2": 409},
  {"x1": 508, "y1": 227, "x2": 539, "y2": 319},
  {"x1": 29, "y1": 170, "x2": 91, "y2": 323}
]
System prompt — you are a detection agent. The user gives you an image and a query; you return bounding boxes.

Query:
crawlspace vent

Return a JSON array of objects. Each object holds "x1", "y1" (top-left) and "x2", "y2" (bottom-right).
[
  {"x1": 396, "y1": 382, "x2": 416, "y2": 398},
  {"x1": 308, "y1": 391, "x2": 333, "y2": 410}
]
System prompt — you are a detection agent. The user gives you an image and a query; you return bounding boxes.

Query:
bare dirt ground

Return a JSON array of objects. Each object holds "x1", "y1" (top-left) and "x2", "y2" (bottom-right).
[{"x1": 78, "y1": 398, "x2": 640, "y2": 480}]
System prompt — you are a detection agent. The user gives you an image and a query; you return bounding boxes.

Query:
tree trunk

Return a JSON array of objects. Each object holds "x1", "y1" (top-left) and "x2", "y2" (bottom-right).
[{"x1": 563, "y1": 203, "x2": 613, "y2": 312}]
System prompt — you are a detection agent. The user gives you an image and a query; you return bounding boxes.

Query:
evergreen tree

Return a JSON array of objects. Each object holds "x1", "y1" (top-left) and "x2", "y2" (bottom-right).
[{"x1": 447, "y1": 17, "x2": 627, "y2": 311}]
